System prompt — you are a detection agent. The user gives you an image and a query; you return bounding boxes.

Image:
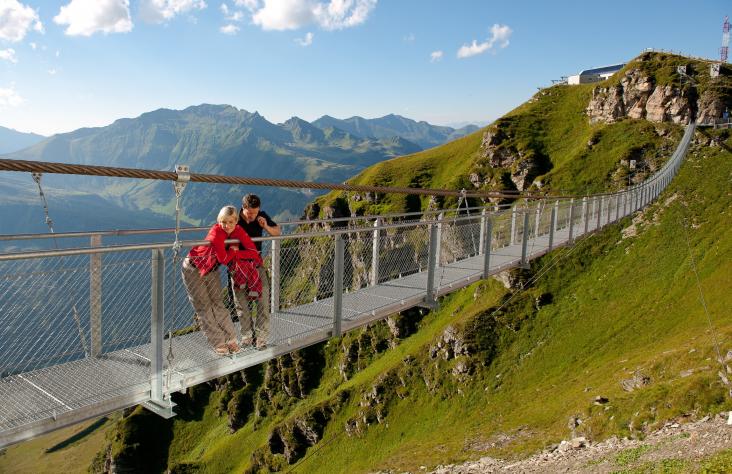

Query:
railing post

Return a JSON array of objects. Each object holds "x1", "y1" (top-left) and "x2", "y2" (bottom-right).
[
  {"x1": 548, "y1": 203, "x2": 557, "y2": 250},
  {"x1": 596, "y1": 196, "x2": 603, "y2": 230},
  {"x1": 534, "y1": 202, "x2": 542, "y2": 238},
  {"x1": 426, "y1": 221, "x2": 439, "y2": 306},
  {"x1": 567, "y1": 198, "x2": 575, "y2": 243},
  {"x1": 371, "y1": 218, "x2": 381, "y2": 286},
  {"x1": 333, "y1": 234, "x2": 344, "y2": 338},
  {"x1": 582, "y1": 197, "x2": 589, "y2": 235},
  {"x1": 90, "y1": 234, "x2": 102, "y2": 358},
  {"x1": 623, "y1": 191, "x2": 628, "y2": 217},
  {"x1": 270, "y1": 239, "x2": 280, "y2": 315},
  {"x1": 615, "y1": 194, "x2": 621, "y2": 221},
  {"x1": 553, "y1": 200, "x2": 560, "y2": 233},
  {"x1": 150, "y1": 249, "x2": 165, "y2": 404},
  {"x1": 436, "y1": 212, "x2": 444, "y2": 266},
  {"x1": 510, "y1": 208, "x2": 517, "y2": 245},
  {"x1": 482, "y1": 216, "x2": 492, "y2": 279},
  {"x1": 520, "y1": 210, "x2": 530, "y2": 268},
  {"x1": 478, "y1": 209, "x2": 487, "y2": 255}
]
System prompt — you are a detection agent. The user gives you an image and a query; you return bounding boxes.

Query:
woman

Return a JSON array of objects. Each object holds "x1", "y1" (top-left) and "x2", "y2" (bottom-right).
[{"x1": 182, "y1": 205, "x2": 262, "y2": 355}]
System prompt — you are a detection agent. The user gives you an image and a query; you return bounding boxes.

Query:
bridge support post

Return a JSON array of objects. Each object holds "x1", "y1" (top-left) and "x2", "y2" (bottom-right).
[
  {"x1": 548, "y1": 204, "x2": 557, "y2": 250},
  {"x1": 553, "y1": 200, "x2": 560, "y2": 234},
  {"x1": 90, "y1": 234, "x2": 102, "y2": 358},
  {"x1": 478, "y1": 209, "x2": 486, "y2": 255},
  {"x1": 534, "y1": 203, "x2": 542, "y2": 239},
  {"x1": 371, "y1": 218, "x2": 381, "y2": 286},
  {"x1": 510, "y1": 208, "x2": 517, "y2": 245},
  {"x1": 144, "y1": 249, "x2": 174, "y2": 418},
  {"x1": 596, "y1": 196, "x2": 603, "y2": 230},
  {"x1": 271, "y1": 239, "x2": 280, "y2": 315},
  {"x1": 615, "y1": 194, "x2": 621, "y2": 222},
  {"x1": 567, "y1": 198, "x2": 575, "y2": 244},
  {"x1": 582, "y1": 197, "x2": 589, "y2": 236},
  {"x1": 623, "y1": 191, "x2": 628, "y2": 217},
  {"x1": 425, "y1": 221, "x2": 439, "y2": 307},
  {"x1": 436, "y1": 212, "x2": 443, "y2": 266},
  {"x1": 482, "y1": 216, "x2": 492, "y2": 279},
  {"x1": 333, "y1": 234, "x2": 344, "y2": 338},
  {"x1": 520, "y1": 211, "x2": 530, "y2": 268}
]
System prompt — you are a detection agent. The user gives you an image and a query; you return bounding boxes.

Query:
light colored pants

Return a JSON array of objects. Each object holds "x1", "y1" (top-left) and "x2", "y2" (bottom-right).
[
  {"x1": 181, "y1": 258, "x2": 236, "y2": 348},
  {"x1": 232, "y1": 266, "x2": 270, "y2": 343}
]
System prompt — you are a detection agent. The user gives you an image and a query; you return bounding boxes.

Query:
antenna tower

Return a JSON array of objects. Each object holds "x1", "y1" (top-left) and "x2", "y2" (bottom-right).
[{"x1": 722, "y1": 15, "x2": 730, "y2": 63}]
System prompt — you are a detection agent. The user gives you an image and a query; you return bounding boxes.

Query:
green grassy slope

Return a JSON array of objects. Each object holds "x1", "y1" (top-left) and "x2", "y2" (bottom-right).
[{"x1": 310, "y1": 54, "x2": 713, "y2": 218}]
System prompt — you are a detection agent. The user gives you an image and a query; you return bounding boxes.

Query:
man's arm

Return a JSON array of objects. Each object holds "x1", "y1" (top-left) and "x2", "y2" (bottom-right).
[{"x1": 258, "y1": 213, "x2": 281, "y2": 237}]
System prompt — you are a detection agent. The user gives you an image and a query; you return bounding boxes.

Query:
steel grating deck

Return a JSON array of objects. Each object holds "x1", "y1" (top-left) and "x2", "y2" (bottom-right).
[{"x1": 0, "y1": 223, "x2": 582, "y2": 447}]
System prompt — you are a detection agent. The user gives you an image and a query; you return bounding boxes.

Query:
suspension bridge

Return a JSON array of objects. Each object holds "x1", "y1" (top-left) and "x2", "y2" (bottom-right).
[{"x1": 0, "y1": 121, "x2": 695, "y2": 448}]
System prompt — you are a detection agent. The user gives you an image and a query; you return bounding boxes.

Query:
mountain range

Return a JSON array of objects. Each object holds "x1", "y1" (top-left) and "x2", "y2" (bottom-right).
[
  {"x1": 0, "y1": 106, "x2": 483, "y2": 236},
  {"x1": 0, "y1": 126, "x2": 45, "y2": 154}
]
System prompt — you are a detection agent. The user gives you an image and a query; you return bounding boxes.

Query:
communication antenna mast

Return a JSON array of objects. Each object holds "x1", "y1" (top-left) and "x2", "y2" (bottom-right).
[{"x1": 722, "y1": 15, "x2": 730, "y2": 63}]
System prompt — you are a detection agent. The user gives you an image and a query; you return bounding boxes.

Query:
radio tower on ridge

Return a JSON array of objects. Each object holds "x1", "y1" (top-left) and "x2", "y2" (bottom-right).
[{"x1": 722, "y1": 15, "x2": 730, "y2": 63}]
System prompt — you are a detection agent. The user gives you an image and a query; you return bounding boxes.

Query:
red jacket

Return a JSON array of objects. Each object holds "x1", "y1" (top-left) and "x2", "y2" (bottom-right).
[
  {"x1": 187, "y1": 224, "x2": 262, "y2": 276},
  {"x1": 229, "y1": 258, "x2": 263, "y2": 300}
]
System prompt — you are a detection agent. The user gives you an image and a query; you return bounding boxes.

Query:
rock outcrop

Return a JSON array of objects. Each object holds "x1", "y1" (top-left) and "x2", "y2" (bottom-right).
[{"x1": 586, "y1": 68, "x2": 693, "y2": 125}]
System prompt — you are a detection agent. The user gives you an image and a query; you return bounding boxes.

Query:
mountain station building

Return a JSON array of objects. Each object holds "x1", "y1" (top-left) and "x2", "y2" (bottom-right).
[{"x1": 567, "y1": 64, "x2": 625, "y2": 84}]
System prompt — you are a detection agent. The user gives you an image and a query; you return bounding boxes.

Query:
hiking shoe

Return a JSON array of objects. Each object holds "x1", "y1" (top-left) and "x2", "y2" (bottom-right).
[
  {"x1": 241, "y1": 334, "x2": 254, "y2": 347},
  {"x1": 255, "y1": 339, "x2": 268, "y2": 350}
]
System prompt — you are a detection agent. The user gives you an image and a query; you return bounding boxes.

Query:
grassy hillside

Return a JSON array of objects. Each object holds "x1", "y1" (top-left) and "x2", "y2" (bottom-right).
[{"x1": 309, "y1": 53, "x2": 732, "y2": 218}]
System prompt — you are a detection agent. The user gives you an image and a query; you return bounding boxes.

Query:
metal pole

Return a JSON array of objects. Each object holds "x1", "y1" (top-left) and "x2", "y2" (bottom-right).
[
  {"x1": 90, "y1": 234, "x2": 102, "y2": 358},
  {"x1": 270, "y1": 239, "x2": 280, "y2": 315},
  {"x1": 553, "y1": 200, "x2": 560, "y2": 234},
  {"x1": 582, "y1": 197, "x2": 589, "y2": 235},
  {"x1": 333, "y1": 234, "x2": 344, "y2": 338},
  {"x1": 615, "y1": 194, "x2": 621, "y2": 221},
  {"x1": 426, "y1": 222, "x2": 438, "y2": 305},
  {"x1": 478, "y1": 209, "x2": 486, "y2": 255},
  {"x1": 548, "y1": 205, "x2": 557, "y2": 250},
  {"x1": 482, "y1": 216, "x2": 492, "y2": 279},
  {"x1": 510, "y1": 208, "x2": 517, "y2": 245},
  {"x1": 623, "y1": 191, "x2": 628, "y2": 217},
  {"x1": 371, "y1": 217, "x2": 381, "y2": 286},
  {"x1": 596, "y1": 196, "x2": 603, "y2": 230},
  {"x1": 535, "y1": 203, "x2": 542, "y2": 238},
  {"x1": 150, "y1": 249, "x2": 165, "y2": 403},
  {"x1": 567, "y1": 198, "x2": 575, "y2": 243},
  {"x1": 436, "y1": 212, "x2": 444, "y2": 267},
  {"x1": 520, "y1": 211, "x2": 530, "y2": 267}
]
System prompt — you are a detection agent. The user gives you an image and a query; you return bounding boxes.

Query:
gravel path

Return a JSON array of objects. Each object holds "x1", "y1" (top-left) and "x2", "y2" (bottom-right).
[{"x1": 428, "y1": 413, "x2": 732, "y2": 473}]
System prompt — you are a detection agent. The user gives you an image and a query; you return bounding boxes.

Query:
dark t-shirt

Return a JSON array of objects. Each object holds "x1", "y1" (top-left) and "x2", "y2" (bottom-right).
[{"x1": 238, "y1": 209, "x2": 277, "y2": 251}]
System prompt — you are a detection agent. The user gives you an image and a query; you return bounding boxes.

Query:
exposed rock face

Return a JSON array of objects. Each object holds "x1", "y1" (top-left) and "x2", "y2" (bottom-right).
[
  {"x1": 586, "y1": 68, "x2": 692, "y2": 125},
  {"x1": 697, "y1": 88, "x2": 730, "y2": 123}
]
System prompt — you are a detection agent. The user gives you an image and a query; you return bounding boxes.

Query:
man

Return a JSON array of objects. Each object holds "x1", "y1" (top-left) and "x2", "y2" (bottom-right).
[{"x1": 231, "y1": 193, "x2": 280, "y2": 349}]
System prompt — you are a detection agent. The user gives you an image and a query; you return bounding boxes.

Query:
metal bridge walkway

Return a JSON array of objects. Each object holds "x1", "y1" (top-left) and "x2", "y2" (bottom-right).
[{"x1": 0, "y1": 122, "x2": 694, "y2": 448}]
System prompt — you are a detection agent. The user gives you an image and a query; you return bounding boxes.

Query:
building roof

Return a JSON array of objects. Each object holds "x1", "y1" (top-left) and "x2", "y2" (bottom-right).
[{"x1": 578, "y1": 64, "x2": 626, "y2": 76}]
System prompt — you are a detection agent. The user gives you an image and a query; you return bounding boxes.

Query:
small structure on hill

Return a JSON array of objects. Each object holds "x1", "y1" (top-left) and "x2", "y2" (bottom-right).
[{"x1": 567, "y1": 64, "x2": 625, "y2": 85}]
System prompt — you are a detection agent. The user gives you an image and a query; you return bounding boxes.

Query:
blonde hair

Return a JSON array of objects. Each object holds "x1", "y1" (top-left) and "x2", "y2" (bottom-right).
[{"x1": 217, "y1": 205, "x2": 238, "y2": 223}]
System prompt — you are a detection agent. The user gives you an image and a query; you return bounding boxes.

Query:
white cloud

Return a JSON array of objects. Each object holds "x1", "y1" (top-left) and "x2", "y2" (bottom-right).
[
  {"x1": 251, "y1": 0, "x2": 376, "y2": 31},
  {"x1": 457, "y1": 23, "x2": 512, "y2": 59},
  {"x1": 48, "y1": 68, "x2": 58, "y2": 75},
  {"x1": 430, "y1": 50, "x2": 443, "y2": 63},
  {"x1": 0, "y1": 0, "x2": 44, "y2": 42},
  {"x1": 0, "y1": 84, "x2": 23, "y2": 109},
  {"x1": 0, "y1": 48, "x2": 18, "y2": 63},
  {"x1": 55, "y1": 50, "x2": 60, "y2": 57},
  {"x1": 29, "y1": 41, "x2": 36, "y2": 49},
  {"x1": 220, "y1": 23, "x2": 239, "y2": 34},
  {"x1": 140, "y1": 0, "x2": 207, "y2": 23},
  {"x1": 54, "y1": 0, "x2": 133, "y2": 36},
  {"x1": 234, "y1": 0, "x2": 259, "y2": 11},
  {"x1": 220, "y1": 3, "x2": 229, "y2": 14},
  {"x1": 295, "y1": 31, "x2": 313, "y2": 46}
]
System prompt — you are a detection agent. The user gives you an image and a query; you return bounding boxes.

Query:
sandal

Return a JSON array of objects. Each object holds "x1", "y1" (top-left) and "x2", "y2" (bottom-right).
[
  {"x1": 227, "y1": 341, "x2": 241, "y2": 354},
  {"x1": 214, "y1": 344, "x2": 230, "y2": 355}
]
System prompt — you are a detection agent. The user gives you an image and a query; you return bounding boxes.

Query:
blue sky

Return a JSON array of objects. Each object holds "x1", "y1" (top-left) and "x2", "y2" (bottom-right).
[{"x1": 0, "y1": 0, "x2": 729, "y2": 135}]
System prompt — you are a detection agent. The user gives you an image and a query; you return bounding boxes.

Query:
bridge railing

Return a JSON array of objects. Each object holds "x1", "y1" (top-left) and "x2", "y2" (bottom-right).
[{"x1": 0, "y1": 121, "x2": 695, "y2": 446}]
